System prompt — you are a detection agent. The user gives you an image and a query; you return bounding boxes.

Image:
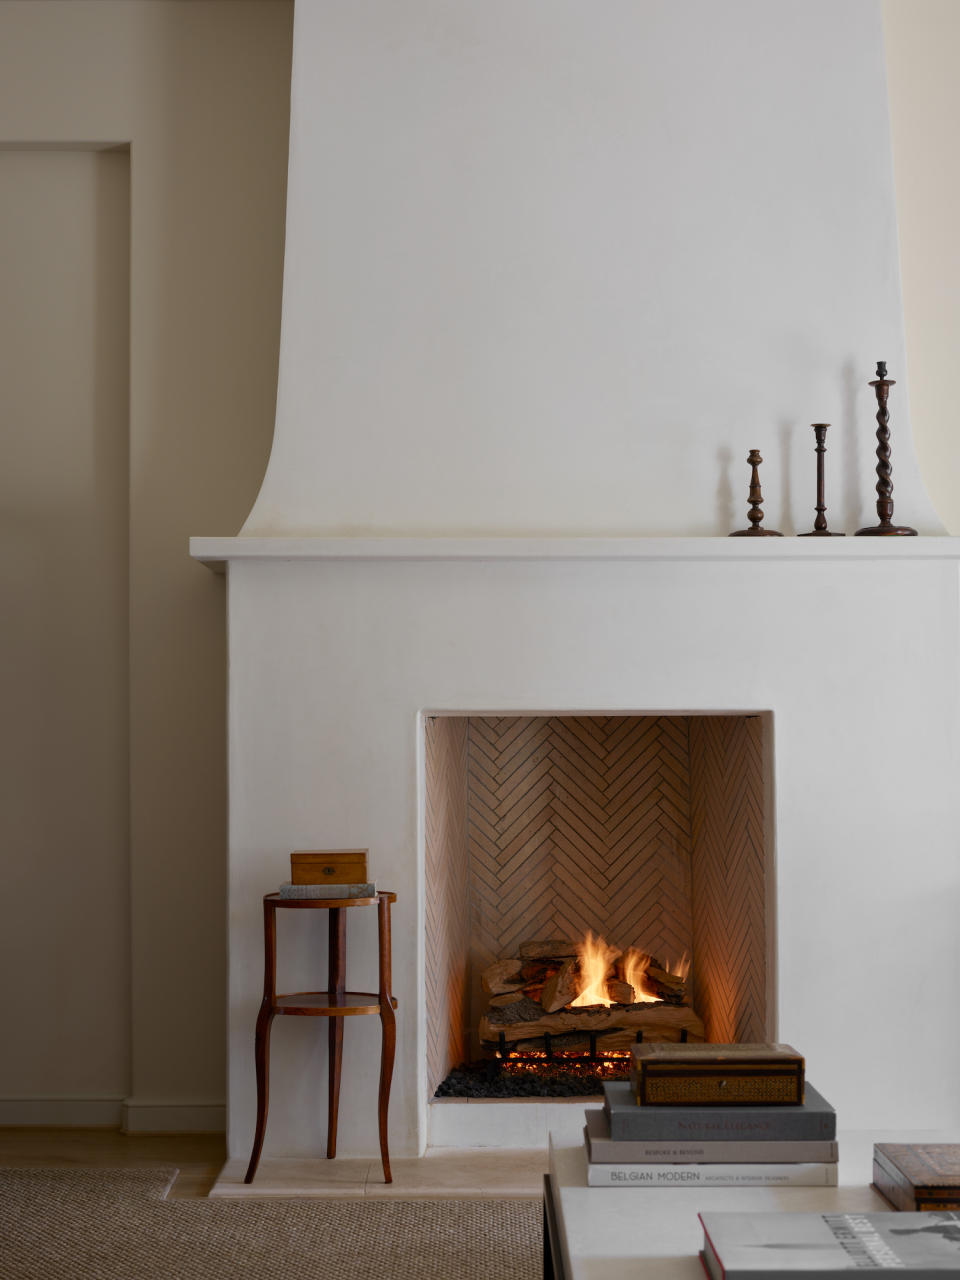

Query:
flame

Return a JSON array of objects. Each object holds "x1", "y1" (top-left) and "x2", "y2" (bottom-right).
[
  {"x1": 571, "y1": 931, "x2": 621, "y2": 1007},
  {"x1": 622, "y1": 947, "x2": 653, "y2": 1001},
  {"x1": 673, "y1": 951, "x2": 691, "y2": 982}
]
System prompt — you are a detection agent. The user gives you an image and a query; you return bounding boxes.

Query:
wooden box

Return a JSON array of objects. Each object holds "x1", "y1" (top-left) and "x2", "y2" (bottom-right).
[
  {"x1": 873, "y1": 1144, "x2": 960, "y2": 1211},
  {"x1": 290, "y1": 850, "x2": 368, "y2": 886},
  {"x1": 630, "y1": 1042, "x2": 805, "y2": 1106}
]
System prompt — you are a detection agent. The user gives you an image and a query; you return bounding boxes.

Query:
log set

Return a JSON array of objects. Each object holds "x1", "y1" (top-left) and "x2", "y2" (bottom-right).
[{"x1": 479, "y1": 940, "x2": 705, "y2": 1049}]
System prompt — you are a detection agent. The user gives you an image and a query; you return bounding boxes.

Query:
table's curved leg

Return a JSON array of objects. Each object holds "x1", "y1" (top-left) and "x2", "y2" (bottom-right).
[
  {"x1": 326, "y1": 1018, "x2": 344, "y2": 1157},
  {"x1": 326, "y1": 906, "x2": 347, "y2": 1157},
  {"x1": 244, "y1": 1001, "x2": 275, "y2": 1183},
  {"x1": 377, "y1": 1000, "x2": 396, "y2": 1183},
  {"x1": 376, "y1": 893, "x2": 396, "y2": 1184}
]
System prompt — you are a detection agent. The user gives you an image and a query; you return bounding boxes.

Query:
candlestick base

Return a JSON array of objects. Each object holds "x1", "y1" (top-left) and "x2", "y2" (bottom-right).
[
  {"x1": 729, "y1": 528, "x2": 783, "y2": 537},
  {"x1": 798, "y1": 530, "x2": 846, "y2": 537},
  {"x1": 854, "y1": 524, "x2": 917, "y2": 536}
]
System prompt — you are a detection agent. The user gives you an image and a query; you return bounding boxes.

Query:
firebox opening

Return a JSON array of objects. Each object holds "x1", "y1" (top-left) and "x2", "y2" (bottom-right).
[{"x1": 424, "y1": 713, "x2": 774, "y2": 1100}]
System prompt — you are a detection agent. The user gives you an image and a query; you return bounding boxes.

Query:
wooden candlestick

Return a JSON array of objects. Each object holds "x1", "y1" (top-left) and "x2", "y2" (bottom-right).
[
  {"x1": 799, "y1": 423, "x2": 844, "y2": 536},
  {"x1": 855, "y1": 362, "x2": 917, "y2": 536},
  {"x1": 729, "y1": 449, "x2": 782, "y2": 537}
]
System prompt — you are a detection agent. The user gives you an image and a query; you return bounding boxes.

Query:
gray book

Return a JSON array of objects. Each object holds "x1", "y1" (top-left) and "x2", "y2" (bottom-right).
[
  {"x1": 604, "y1": 1080, "x2": 836, "y2": 1142},
  {"x1": 585, "y1": 1108, "x2": 838, "y2": 1165},
  {"x1": 277, "y1": 882, "x2": 376, "y2": 898},
  {"x1": 700, "y1": 1210, "x2": 960, "y2": 1280},
  {"x1": 586, "y1": 1147, "x2": 837, "y2": 1187}
]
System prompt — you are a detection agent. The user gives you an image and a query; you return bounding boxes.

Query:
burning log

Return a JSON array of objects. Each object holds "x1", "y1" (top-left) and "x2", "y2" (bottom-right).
[
  {"x1": 643, "y1": 965, "x2": 686, "y2": 1005},
  {"x1": 508, "y1": 1023, "x2": 698, "y2": 1052},
  {"x1": 605, "y1": 979, "x2": 635, "y2": 1005},
  {"x1": 480, "y1": 958, "x2": 524, "y2": 995},
  {"x1": 541, "y1": 959, "x2": 579, "y2": 1013},
  {"x1": 480, "y1": 1001, "x2": 704, "y2": 1046},
  {"x1": 480, "y1": 932, "x2": 699, "y2": 1057},
  {"x1": 488, "y1": 990, "x2": 526, "y2": 1008}
]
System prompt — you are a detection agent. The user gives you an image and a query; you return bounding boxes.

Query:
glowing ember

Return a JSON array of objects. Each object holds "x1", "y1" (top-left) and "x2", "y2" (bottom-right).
[
  {"x1": 571, "y1": 931, "x2": 621, "y2": 1007},
  {"x1": 499, "y1": 1050, "x2": 630, "y2": 1080}
]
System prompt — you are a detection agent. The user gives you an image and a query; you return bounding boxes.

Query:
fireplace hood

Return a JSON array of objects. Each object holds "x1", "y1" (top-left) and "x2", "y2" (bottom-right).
[{"x1": 239, "y1": 0, "x2": 943, "y2": 540}]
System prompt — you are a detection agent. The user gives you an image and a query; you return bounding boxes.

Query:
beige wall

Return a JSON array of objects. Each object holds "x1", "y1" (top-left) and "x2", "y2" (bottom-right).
[
  {"x1": 0, "y1": 1, "x2": 292, "y2": 1128},
  {"x1": 0, "y1": 150, "x2": 130, "y2": 1113},
  {"x1": 884, "y1": 0, "x2": 960, "y2": 533}
]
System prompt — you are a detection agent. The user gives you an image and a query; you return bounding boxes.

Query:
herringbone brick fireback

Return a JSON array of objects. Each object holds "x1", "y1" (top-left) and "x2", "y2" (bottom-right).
[
  {"x1": 467, "y1": 716, "x2": 695, "y2": 976},
  {"x1": 424, "y1": 714, "x2": 768, "y2": 1089}
]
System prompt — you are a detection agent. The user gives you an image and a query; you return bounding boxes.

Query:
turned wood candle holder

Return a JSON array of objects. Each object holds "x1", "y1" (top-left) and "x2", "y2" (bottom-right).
[
  {"x1": 730, "y1": 449, "x2": 782, "y2": 537},
  {"x1": 855, "y1": 362, "x2": 917, "y2": 536},
  {"x1": 799, "y1": 423, "x2": 844, "y2": 536}
]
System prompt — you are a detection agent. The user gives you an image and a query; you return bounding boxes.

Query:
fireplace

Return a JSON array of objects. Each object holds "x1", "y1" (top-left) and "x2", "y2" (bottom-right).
[
  {"x1": 193, "y1": 0, "x2": 960, "y2": 1171},
  {"x1": 424, "y1": 713, "x2": 773, "y2": 1097},
  {"x1": 193, "y1": 540, "x2": 960, "y2": 1156}
]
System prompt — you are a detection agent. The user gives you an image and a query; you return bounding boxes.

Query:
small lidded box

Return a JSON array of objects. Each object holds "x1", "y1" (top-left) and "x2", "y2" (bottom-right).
[
  {"x1": 873, "y1": 1143, "x2": 960, "y2": 1211},
  {"x1": 290, "y1": 849, "x2": 368, "y2": 886},
  {"x1": 630, "y1": 1042, "x2": 805, "y2": 1106}
]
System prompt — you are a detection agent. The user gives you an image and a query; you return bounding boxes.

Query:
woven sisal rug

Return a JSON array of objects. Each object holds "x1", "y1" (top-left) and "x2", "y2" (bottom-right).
[{"x1": 0, "y1": 1168, "x2": 542, "y2": 1279}]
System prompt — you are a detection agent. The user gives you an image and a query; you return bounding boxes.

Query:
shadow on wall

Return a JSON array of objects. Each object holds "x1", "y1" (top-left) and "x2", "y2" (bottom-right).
[
  {"x1": 841, "y1": 360, "x2": 864, "y2": 533},
  {"x1": 715, "y1": 445, "x2": 734, "y2": 535}
]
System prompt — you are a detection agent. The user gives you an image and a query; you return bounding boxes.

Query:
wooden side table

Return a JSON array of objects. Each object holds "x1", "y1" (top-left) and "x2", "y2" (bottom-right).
[{"x1": 243, "y1": 890, "x2": 398, "y2": 1184}]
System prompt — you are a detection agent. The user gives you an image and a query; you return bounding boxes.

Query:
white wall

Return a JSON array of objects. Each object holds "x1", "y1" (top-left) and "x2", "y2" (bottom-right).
[
  {"x1": 883, "y1": 0, "x2": 960, "y2": 533},
  {"x1": 244, "y1": 0, "x2": 941, "y2": 538},
  {"x1": 0, "y1": 1, "x2": 292, "y2": 1129}
]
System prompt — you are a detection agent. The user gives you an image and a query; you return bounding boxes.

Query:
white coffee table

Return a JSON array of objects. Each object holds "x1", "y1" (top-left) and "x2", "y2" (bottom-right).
[{"x1": 544, "y1": 1129, "x2": 960, "y2": 1280}]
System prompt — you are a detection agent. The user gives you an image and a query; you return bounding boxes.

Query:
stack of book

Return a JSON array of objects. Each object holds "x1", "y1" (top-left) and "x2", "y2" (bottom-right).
[
  {"x1": 584, "y1": 1042, "x2": 838, "y2": 1187},
  {"x1": 277, "y1": 849, "x2": 376, "y2": 898}
]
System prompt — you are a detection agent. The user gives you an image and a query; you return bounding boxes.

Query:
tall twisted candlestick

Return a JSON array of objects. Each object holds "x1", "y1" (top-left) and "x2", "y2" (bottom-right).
[
  {"x1": 855, "y1": 362, "x2": 916, "y2": 536},
  {"x1": 730, "y1": 449, "x2": 782, "y2": 536},
  {"x1": 799, "y1": 423, "x2": 844, "y2": 536}
]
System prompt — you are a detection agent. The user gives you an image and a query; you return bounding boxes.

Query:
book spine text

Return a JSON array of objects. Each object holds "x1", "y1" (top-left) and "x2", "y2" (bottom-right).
[{"x1": 587, "y1": 1162, "x2": 838, "y2": 1188}]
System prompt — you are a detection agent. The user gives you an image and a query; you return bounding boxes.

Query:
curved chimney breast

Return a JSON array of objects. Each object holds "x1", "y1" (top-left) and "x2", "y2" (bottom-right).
[{"x1": 243, "y1": 0, "x2": 944, "y2": 537}]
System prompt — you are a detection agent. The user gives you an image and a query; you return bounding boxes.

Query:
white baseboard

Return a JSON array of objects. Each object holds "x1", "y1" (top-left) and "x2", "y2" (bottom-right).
[
  {"x1": 121, "y1": 1099, "x2": 226, "y2": 1133},
  {"x1": 0, "y1": 1096, "x2": 124, "y2": 1128},
  {"x1": 0, "y1": 1095, "x2": 226, "y2": 1133}
]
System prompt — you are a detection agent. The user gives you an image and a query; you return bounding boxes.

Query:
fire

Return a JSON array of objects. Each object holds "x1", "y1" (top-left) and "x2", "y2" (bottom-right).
[
  {"x1": 567, "y1": 935, "x2": 691, "y2": 1006},
  {"x1": 622, "y1": 947, "x2": 653, "y2": 1001},
  {"x1": 570, "y1": 931, "x2": 621, "y2": 1007}
]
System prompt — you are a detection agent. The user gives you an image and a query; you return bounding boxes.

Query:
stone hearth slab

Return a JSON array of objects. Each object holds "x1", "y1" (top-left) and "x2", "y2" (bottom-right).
[{"x1": 211, "y1": 1149, "x2": 547, "y2": 1198}]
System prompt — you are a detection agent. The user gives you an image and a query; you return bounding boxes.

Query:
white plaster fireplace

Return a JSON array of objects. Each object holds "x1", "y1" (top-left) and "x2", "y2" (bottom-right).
[
  {"x1": 193, "y1": 0, "x2": 960, "y2": 1162},
  {"x1": 192, "y1": 538, "x2": 960, "y2": 1158}
]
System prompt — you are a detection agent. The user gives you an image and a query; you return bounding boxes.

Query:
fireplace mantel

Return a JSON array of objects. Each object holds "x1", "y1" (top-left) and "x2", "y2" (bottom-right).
[{"x1": 191, "y1": 535, "x2": 960, "y2": 572}]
